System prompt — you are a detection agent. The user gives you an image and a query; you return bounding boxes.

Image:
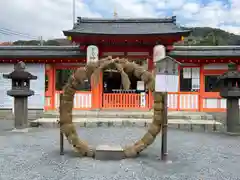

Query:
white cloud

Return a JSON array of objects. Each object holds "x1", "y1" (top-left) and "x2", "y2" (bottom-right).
[
  {"x1": 219, "y1": 25, "x2": 240, "y2": 35},
  {"x1": 182, "y1": 2, "x2": 201, "y2": 13},
  {"x1": 0, "y1": 0, "x2": 101, "y2": 41},
  {"x1": 0, "y1": 0, "x2": 239, "y2": 42}
]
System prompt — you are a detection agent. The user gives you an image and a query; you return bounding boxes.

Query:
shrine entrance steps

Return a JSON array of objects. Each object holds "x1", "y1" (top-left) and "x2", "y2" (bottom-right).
[{"x1": 31, "y1": 110, "x2": 225, "y2": 133}]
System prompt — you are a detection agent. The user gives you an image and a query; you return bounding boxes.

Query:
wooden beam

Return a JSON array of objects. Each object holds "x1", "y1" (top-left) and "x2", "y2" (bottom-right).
[
  {"x1": 174, "y1": 57, "x2": 240, "y2": 64},
  {"x1": 72, "y1": 34, "x2": 182, "y2": 45},
  {"x1": 0, "y1": 58, "x2": 86, "y2": 63},
  {"x1": 100, "y1": 45, "x2": 151, "y2": 52}
]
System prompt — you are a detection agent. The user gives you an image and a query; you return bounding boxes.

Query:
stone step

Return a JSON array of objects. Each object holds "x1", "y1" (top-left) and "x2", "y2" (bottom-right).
[
  {"x1": 30, "y1": 117, "x2": 224, "y2": 133},
  {"x1": 0, "y1": 109, "x2": 221, "y2": 122},
  {"x1": 95, "y1": 145, "x2": 124, "y2": 160},
  {"x1": 42, "y1": 110, "x2": 216, "y2": 121}
]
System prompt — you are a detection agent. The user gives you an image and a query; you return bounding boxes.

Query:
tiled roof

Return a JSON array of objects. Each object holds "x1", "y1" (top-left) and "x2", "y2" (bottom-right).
[
  {"x1": 63, "y1": 16, "x2": 190, "y2": 36},
  {"x1": 168, "y1": 46, "x2": 240, "y2": 58},
  {"x1": 1, "y1": 45, "x2": 240, "y2": 59},
  {"x1": 0, "y1": 46, "x2": 85, "y2": 58}
]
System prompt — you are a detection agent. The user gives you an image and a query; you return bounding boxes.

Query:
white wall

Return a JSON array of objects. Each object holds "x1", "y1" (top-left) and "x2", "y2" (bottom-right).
[
  {"x1": 0, "y1": 63, "x2": 45, "y2": 110},
  {"x1": 25, "y1": 64, "x2": 45, "y2": 109},
  {"x1": 0, "y1": 64, "x2": 14, "y2": 109}
]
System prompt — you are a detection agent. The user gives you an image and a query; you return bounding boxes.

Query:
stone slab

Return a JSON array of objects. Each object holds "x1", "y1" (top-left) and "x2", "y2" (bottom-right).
[
  {"x1": 43, "y1": 110, "x2": 219, "y2": 120},
  {"x1": 29, "y1": 118, "x2": 224, "y2": 133},
  {"x1": 11, "y1": 128, "x2": 30, "y2": 133},
  {"x1": 95, "y1": 145, "x2": 124, "y2": 160},
  {"x1": 224, "y1": 131, "x2": 240, "y2": 136}
]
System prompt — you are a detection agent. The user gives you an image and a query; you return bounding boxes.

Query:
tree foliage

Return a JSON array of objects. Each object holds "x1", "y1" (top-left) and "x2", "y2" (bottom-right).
[
  {"x1": 12, "y1": 39, "x2": 67, "y2": 46},
  {"x1": 175, "y1": 27, "x2": 240, "y2": 46}
]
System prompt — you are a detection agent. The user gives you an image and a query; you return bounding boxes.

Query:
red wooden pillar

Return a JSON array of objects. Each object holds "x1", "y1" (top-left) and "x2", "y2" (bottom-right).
[
  {"x1": 148, "y1": 47, "x2": 156, "y2": 110},
  {"x1": 148, "y1": 51, "x2": 154, "y2": 109},
  {"x1": 91, "y1": 45, "x2": 103, "y2": 110},
  {"x1": 45, "y1": 64, "x2": 55, "y2": 110},
  {"x1": 199, "y1": 65, "x2": 204, "y2": 112},
  {"x1": 91, "y1": 73, "x2": 102, "y2": 110},
  {"x1": 51, "y1": 64, "x2": 56, "y2": 110},
  {"x1": 177, "y1": 65, "x2": 181, "y2": 111}
]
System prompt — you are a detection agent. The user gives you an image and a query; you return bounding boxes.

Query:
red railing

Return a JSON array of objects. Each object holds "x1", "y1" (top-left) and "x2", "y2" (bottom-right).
[
  {"x1": 102, "y1": 93, "x2": 149, "y2": 109},
  {"x1": 45, "y1": 91, "x2": 222, "y2": 112}
]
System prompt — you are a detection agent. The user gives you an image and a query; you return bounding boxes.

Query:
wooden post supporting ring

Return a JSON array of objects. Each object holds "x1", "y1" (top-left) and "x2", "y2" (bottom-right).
[{"x1": 59, "y1": 93, "x2": 64, "y2": 155}]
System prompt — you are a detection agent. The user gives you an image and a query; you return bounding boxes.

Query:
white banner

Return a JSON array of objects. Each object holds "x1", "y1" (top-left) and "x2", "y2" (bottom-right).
[
  {"x1": 140, "y1": 92, "x2": 146, "y2": 107},
  {"x1": 153, "y1": 45, "x2": 166, "y2": 63},
  {"x1": 87, "y1": 45, "x2": 99, "y2": 63}
]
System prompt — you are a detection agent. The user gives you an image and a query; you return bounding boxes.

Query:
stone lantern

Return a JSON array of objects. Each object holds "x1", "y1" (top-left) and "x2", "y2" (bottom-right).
[
  {"x1": 3, "y1": 61, "x2": 37, "y2": 130},
  {"x1": 217, "y1": 62, "x2": 240, "y2": 135}
]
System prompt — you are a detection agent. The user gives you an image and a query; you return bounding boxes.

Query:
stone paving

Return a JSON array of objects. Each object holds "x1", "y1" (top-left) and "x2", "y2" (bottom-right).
[{"x1": 0, "y1": 127, "x2": 240, "y2": 180}]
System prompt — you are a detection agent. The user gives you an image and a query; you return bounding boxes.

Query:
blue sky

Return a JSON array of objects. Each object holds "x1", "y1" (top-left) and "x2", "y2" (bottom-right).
[{"x1": 0, "y1": 0, "x2": 239, "y2": 42}]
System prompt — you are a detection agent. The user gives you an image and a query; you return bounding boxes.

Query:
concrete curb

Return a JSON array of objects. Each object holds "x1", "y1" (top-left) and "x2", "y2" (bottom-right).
[{"x1": 30, "y1": 118, "x2": 224, "y2": 133}]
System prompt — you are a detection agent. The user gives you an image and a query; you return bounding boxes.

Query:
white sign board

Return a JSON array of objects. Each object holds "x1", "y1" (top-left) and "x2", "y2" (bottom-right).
[
  {"x1": 87, "y1": 45, "x2": 99, "y2": 64},
  {"x1": 155, "y1": 74, "x2": 179, "y2": 92},
  {"x1": 153, "y1": 45, "x2": 166, "y2": 63},
  {"x1": 137, "y1": 81, "x2": 145, "y2": 91},
  {"x1": 140, "y1": 92, "x2": 146, "y2": 107}
]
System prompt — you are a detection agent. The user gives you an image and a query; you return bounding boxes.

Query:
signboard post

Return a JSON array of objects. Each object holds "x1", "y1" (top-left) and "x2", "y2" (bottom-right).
[{"x1": 153, "y1": 45, "x2": 180, "y2": 161}]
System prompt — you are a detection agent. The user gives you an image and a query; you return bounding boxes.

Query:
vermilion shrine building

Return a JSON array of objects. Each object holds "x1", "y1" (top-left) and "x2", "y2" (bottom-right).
[{"x1": 0, "y1": 16, "x2": 240, "y2": 113}]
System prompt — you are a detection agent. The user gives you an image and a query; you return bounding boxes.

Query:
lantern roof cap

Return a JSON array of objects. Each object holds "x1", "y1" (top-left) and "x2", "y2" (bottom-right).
[
  {"x1": 3, "y1": 62, "x2": 37, "y2": 80},
  {"x1": 218, "y1": 63, "x2": 240, "y2": 80}
]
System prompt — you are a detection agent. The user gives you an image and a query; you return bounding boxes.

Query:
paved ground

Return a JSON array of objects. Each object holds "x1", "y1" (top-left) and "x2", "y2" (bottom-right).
[{"x1": 0, "y1": 127, "x2": 240, "y2": 180}]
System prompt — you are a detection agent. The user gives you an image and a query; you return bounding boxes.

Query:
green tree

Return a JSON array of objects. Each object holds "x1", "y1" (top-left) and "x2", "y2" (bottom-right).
[{"x1": 44, "y1": 40, "x2": 60, "y2": 46}]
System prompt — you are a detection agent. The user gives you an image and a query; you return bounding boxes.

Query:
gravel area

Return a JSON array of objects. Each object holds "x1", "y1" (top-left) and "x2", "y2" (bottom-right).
[{"x1": 0, "y1": 127, "x2": 240, "y2": 180}]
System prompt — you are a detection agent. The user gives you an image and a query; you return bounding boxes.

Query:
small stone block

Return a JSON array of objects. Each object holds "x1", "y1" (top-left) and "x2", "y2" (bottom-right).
[
  {"x1": 11, "y1": 128, "x2": 29, "y2": 133},
  {"x1": 95, "y1": 145, "x2": 124, "y2": 160}
]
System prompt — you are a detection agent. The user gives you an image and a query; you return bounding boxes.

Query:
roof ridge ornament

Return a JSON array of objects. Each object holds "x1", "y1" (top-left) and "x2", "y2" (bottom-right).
[{"x1": 76, "y1": 16, "x2": 177, "y2": 23}]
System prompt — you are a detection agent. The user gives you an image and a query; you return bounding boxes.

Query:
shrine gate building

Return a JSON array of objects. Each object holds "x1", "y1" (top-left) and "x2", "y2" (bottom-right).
[{"x1": 0, "y1": 16, "x2": 240, "y2": 113}]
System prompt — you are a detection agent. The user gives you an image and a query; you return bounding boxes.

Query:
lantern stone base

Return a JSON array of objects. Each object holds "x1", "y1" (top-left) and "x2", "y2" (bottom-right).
[
  {"x1": 95, "y1": 145, "x2": 124, "y2": 160},
  {"x1": 225, "y1": 125, "x2": 240, "y2": 136},
  {"x1": 14, "y1": 97, "x2": 28, "y2": 129},
  {"x1": 225, "y1": 132, "x2": 240, "y2": 136}
]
